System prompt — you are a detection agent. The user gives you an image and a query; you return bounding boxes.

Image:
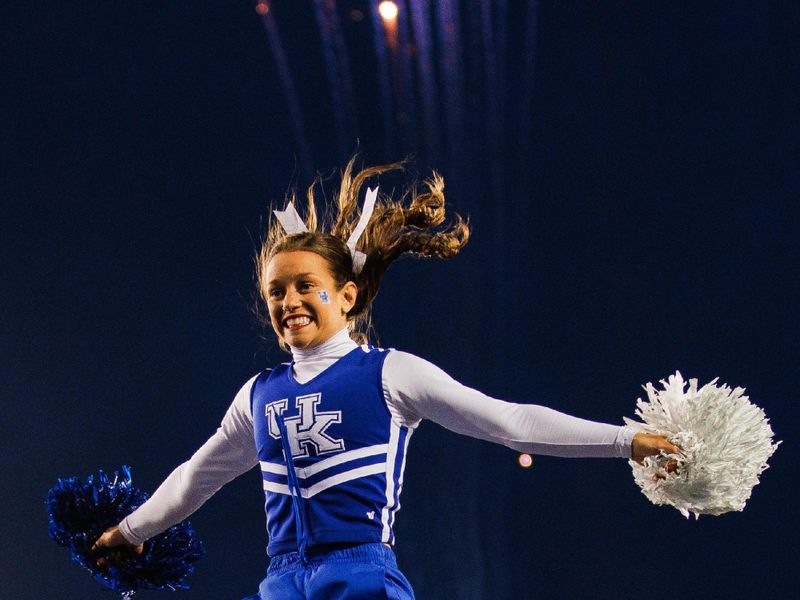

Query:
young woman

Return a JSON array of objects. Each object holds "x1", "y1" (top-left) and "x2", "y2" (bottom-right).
[{"x1": 94, "y1": 159, "x2": 679, "y2": 599}]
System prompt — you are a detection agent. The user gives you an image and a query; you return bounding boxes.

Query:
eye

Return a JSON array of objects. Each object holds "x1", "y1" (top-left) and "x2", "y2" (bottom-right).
[
  {"x1": 268, "y1": 288, "x2": 283, "y2": 300},
  {"x1": 299, "y1": 281, "x2": 315, "y2": 291}
]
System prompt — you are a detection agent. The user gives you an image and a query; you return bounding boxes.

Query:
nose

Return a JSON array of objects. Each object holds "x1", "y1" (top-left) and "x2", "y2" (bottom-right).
[{"x1": 282, "y1": 288, "x2": 301, "y2": 312}]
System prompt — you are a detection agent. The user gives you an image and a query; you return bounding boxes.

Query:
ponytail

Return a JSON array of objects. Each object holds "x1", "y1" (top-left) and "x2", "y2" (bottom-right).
[{"x1": 257, "y1": 157, "x2": 470, "y2": 345}]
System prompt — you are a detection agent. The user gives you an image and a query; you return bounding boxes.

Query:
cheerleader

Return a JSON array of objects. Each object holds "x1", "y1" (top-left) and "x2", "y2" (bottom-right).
[{"x1": 93, "y1": 158, "x2": 679, "y2": 599}]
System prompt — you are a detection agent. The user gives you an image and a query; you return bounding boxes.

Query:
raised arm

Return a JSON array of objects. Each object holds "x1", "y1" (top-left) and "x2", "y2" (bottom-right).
[
  {"x1": 96, "y1": 375, "x2": 260, "y2": 550},
  {"x1": 382, "y1": 352, "x2": 634, "y2": 458}
]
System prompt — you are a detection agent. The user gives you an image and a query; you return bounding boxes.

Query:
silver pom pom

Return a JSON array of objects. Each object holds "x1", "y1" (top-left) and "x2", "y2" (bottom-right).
[{"x1": 625, "y1": 372, "x2": 780, "y2": 519}]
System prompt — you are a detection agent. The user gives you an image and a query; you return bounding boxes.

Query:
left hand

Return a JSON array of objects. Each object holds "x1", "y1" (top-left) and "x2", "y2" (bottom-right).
[
  {"x1": 631, "y1": 433, "x2": 683, "y2": 479},
  {"x1": 91, "y1": 526, "x2": 144, "y2": 569}
]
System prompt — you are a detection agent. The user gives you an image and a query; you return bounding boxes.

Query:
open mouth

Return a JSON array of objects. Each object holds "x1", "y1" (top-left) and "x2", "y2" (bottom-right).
[{"x1": 283, "y1": 315, "x2": 312, "y2": 331}]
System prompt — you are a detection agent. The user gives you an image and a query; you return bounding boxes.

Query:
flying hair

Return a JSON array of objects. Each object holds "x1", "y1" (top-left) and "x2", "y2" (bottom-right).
[{"x1": 256, "y1": 156, "x2": 470, "y2": 347}]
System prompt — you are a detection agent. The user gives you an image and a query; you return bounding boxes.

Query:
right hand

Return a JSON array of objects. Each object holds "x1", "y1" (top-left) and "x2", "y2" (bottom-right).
[
  {"x1": 91, "y1": 526, "x2": 144, "y2": 569},
  {"x1": 631, "y1": 433, "x2": 682, "y2": 465},
  {"x1": 631, "y1": 432, "x2": 683, "y2": 481}
]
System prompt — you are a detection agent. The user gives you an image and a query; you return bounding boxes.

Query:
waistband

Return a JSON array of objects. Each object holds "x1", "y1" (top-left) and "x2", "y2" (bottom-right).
[{"x1": 267, "y1": 542, "x2": 397, "y2": 574}]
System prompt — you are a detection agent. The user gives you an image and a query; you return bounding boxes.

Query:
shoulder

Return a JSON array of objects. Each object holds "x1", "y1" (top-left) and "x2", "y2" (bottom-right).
[
  {"x1": 236, "y1": 371, "x2": 264, "y2": 396},
  {"x1": 253, "y1": 363, "x2": 288, "y2": 382},
  {"x1": 231, "y1": 371, "x2": 262, "y2": 403},
  {"x1": 382, "y1": 349, "x2": 455, "y2": 384},
  {"x1": 351, "y1": 344, "x2": 394, "y2": 366},
  {"x1": 234, "y1": 369, "x2": 279, "y2": 418},
  {"x1": 252, "y1": 360, "x2": 300, "y2": 388},
  {"x1": 384, "y1": 349, "x2": 443, "y2": 370}
]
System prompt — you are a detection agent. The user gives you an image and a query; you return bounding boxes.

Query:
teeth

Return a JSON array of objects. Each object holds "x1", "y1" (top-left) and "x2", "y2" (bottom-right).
[{"x1": 286, "y1": 316, "x2": 311, "y2": 327}]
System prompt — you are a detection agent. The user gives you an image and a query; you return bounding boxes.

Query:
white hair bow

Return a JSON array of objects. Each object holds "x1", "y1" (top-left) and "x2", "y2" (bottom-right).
[
  {"x1": 272, "y1": 203, "x2": 309, "y2": 235},
  {"x1": 272, "y1": 186, "x2": 379, "y2": 275}
]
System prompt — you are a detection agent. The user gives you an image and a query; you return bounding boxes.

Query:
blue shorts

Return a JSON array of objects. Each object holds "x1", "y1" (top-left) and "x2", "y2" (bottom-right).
[{"x1": 246, "y1": 543, "x2": 415, "y2": 600}]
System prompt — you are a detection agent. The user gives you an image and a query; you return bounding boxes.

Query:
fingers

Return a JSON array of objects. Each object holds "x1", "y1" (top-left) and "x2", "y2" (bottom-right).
[
  {"x1": 633, "y1": 434, "x2": 687, "y2": 482},
  {"x1": 665, "y1": 441, "x2": 684, "y2": 456},
  {"x1": 642, "y1": 434, "x2": 684, "y2": 458},
  {"x1": 652, "y1": 435, "x2": 681, "y2": 456},
  {"x1": 95, "y1": 550, "x2": 124, "y2": 569},
  {"x1": 651, "y1": 458, "x2": 680, "y2": 482},
  {"x1": 93, "y1": 546, "x2": 142, "y2": 570},
  {"x1": 90, "y1": 527, "x2": 143, "y2": 570},
  {"x1": 664, "y1": 458, "x2": 679, "y2": 473},
  {"x1": 632, "y1": 433, "x2": 683, "y2": 464},
  {"x1": 91, "y1": 527, "x2": 114, "y2": 552}
]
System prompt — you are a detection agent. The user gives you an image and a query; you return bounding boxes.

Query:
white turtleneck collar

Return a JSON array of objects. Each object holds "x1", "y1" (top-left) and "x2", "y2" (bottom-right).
[{"x1": 287, "y1": 327, "x2": 359, "y2": 383}]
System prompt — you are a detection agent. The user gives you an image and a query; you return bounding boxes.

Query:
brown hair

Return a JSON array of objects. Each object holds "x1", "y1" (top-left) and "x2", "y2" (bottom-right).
[{"x1": 256, "y1": 157, "x2": 470, "y2": 348}]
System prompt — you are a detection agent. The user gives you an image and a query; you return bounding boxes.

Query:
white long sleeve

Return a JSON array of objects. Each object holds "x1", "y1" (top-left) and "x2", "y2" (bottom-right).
[
  {"x1": 383, "y1": 351, "x2": 633, "y2": 458},
  {"x1": 118, "y1": 328, "x2": 633, "y2": 544},
  {"x1": 118, "y1": 374, "x2": 260, "y2": 546},
  {"x1": 287, "y1": 329, "x2": 633, "y2": 457}
]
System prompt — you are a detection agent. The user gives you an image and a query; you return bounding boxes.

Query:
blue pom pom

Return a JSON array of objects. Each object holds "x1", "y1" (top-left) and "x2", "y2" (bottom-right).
[{"x1": 46, "y1": 466, "x2": 205, "y2": 596}]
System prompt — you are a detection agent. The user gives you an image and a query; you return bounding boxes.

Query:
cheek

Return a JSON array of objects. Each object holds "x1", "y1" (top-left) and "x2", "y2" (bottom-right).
[{"x1": 267, "y1": 303, "x2": 281, "y2": 325}]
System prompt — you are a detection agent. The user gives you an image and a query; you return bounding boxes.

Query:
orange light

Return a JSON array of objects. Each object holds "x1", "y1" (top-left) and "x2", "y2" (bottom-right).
[
  {"x1": 378, "y1": 1, "x2": 398, "y2": 21},
  {"x1": 255, "y1": 2, "x2": 270, "y2": 15},
  {"x1": 518, "y1": 453, "x2": 533, "y2": 468}
]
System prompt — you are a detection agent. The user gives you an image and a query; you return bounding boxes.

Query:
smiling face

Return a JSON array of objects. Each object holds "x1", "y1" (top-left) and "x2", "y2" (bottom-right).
[{"x1": 264, "y1": 250, "x2": 357, "y2": 350}]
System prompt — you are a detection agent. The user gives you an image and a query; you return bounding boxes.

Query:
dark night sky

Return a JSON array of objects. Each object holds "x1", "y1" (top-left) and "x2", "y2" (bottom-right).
[{"x1": 3, "y1": 1, "x2": 798, "y2": 598}]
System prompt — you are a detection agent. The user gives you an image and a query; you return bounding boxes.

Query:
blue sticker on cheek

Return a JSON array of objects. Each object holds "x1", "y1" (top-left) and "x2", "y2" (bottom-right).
[{"x1": 317, "y1": 291, "x2": 330, "y2": 304}]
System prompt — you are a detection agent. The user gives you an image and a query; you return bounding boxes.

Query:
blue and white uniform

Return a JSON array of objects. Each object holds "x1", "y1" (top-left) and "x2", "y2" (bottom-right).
[
  {"x1": 118, "y1": 327, "x2": 634, "y2": 598},
  {"x1": 252, "y1": 345, "x2": 410, "y2": 555}
]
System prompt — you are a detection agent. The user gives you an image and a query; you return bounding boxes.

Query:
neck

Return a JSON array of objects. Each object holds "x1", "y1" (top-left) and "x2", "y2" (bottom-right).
[
  {"x1": 286, "y1": 327, "x2": 358, "y2": 384},
  {"x1": 289, "y1": 327, "x2": 357, "y2": 363}
]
